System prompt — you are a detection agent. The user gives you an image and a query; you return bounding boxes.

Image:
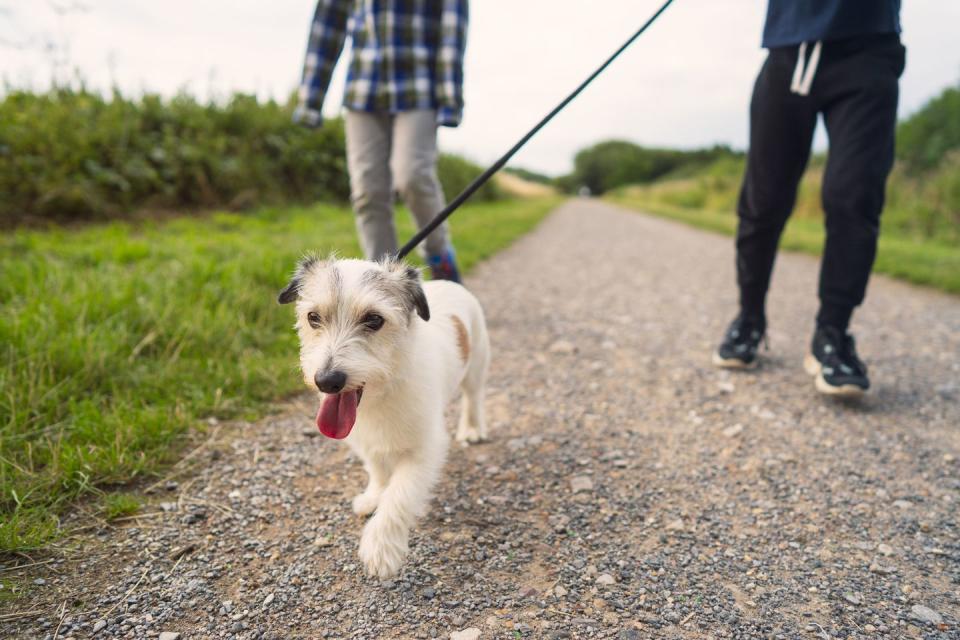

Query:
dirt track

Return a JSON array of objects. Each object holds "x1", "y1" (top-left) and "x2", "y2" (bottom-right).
[{"x1": 4, "y1": 200, "x2": 959, "y2": 639}]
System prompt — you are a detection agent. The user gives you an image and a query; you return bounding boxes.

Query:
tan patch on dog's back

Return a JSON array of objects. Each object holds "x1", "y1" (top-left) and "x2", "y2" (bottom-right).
[{"x1": 450, "y1": 315, "x2": 470, "y2": 363}]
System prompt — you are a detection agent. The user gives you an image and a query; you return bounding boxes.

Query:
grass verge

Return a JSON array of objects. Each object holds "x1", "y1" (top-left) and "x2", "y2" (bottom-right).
[
  {"x1": 0, "y1": 197, "x2": 560, "y2": 553},
  {"x1": 608, "y1": 191, "x2": 960, "y2": 295}
]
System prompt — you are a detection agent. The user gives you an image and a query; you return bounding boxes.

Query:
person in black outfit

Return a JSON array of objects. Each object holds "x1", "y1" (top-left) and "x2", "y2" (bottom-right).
[{"x1": 713, "y1": 0, "x2": 906, "y2": 397}]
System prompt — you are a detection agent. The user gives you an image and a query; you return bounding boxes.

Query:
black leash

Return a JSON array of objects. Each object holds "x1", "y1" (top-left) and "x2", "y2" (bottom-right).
[{"x1": 395, "y1": 0, "x2": 676, "y2": 260}]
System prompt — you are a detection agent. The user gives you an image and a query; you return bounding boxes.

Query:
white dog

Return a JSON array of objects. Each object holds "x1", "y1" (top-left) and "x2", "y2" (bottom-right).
[{"x1": 278, "y1": 256, "x2": 490, "y2": 578}]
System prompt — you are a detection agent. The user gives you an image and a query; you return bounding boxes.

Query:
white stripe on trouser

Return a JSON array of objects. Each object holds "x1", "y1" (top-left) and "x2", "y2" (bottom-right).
[
  {"x1": 345, "y1": 110, "x2": 449, "y2": 261},
  {"x1": 790, "y1": 40, "x2": 822, "y2": 96}
]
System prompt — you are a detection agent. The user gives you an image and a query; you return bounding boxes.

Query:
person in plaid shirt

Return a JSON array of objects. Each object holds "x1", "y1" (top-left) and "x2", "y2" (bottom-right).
[{"x1": 295, "y1": 0, "x2": 469, "y2": 282}]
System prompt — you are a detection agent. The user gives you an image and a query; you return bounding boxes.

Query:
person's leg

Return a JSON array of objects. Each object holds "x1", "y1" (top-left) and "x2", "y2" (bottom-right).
[
  {"x1": 736, "y1": 51, "x2": 819, "y2": 322},
  {"x1": 345, "y1": 110, "x2": 397, "y2": 260},
  {"x1": 390, "y1": 110, "x2": 450, "y2": 259},
  {"x1": 817, "y1": 36, "x2": 904, "y2": 331}
]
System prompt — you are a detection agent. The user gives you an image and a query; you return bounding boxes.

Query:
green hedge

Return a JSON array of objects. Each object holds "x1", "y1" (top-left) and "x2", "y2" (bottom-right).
[
  {"x1": 436, "y1": 152, "x2": 501, "y2": 203},
  {"x1": 0, "y1": 88, "x2": 500, "y2": 227}
]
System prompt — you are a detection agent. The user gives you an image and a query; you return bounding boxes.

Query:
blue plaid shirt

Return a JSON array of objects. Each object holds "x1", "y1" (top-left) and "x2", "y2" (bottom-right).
[{"x1": 294, "y1": 0, "x2": 468, "y2": 128}]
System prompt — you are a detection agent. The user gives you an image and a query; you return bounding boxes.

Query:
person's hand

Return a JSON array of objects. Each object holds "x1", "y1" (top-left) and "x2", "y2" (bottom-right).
[{"x1": 293, "y1": 105, "x2": 323, "y2": 128}]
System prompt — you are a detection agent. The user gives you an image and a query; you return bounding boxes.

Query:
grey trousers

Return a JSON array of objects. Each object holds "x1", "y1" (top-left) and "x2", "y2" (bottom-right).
[{"x1": 345, "y1": 109, "x2": 449, "y2": 260}]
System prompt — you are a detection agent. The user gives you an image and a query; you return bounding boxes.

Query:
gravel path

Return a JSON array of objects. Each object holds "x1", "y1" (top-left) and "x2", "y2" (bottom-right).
[{"x1": 4, "y1": 200, "x2": 959, "y2": 639}]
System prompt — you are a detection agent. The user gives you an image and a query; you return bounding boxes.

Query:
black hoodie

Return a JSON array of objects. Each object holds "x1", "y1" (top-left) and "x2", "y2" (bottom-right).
[{"x1": 762, "y1": 0, "x2": 901, "y2": 48}]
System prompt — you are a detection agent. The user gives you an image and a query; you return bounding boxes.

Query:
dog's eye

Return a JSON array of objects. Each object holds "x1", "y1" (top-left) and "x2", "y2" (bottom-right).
[
  {"x1": 306, "y1": 311, "x2": 323, "y2": 329},
  {"x1": 361, "y1": 312, "x2": 385, "y2": 331}
]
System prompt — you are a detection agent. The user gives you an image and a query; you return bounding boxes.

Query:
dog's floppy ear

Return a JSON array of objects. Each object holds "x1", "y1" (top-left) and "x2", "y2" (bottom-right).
[
  {"x1": 277, "y1": 256, "x2": 320, "y2": 305},
  {"x1": 277, "y1": 277, "x2": 300, "y2": 305},
  {"x1": 403, "y1": 266, "x2": 430, "y2": 321}
]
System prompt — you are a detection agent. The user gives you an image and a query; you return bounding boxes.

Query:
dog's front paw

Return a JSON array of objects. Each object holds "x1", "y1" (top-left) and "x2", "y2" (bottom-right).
[
  {"x1": 358, "y1": 520, "x2": 408, "y2": 579},
  {"x1": 352, "y1": 491, "x2": 380, "y2": 516},
  {"x1": 455, "y1": 426, "x2": 486, "y2": 445}
]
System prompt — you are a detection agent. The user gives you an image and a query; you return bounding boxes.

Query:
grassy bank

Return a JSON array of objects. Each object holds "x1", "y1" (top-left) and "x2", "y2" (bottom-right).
[
  {"x1": 608, "y1": 177, "x2": 960, "y2": 294},
  {"x1": 0, "y1": 197, "x2": 559, "y2": 553}
]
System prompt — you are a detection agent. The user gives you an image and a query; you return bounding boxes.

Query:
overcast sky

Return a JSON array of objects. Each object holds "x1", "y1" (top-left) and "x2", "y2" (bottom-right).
[{"x1": 2, "y1": 0, "x2": 958, "y2": 175}]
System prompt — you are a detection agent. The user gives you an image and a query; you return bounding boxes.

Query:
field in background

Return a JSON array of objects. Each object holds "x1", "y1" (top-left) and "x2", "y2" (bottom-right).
[
  {"x1": 495, "y1": 171, "x2": 557, "y2": 198},
  {"x1": 561, "y1": 82, "x2": 960, "y2": 287},
  {"x1": 567, "y1": 82, "x2": 960, "y2": 295},
  {"x1": 607, "y1": 154, "x2": 960, "y2": 294},
  {"x1": 0, "y1": 197, "x2": 559, "y2": 553}
]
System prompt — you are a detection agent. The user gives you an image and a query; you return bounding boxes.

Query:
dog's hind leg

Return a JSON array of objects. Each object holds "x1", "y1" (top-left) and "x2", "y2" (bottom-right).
[
  {"x1": 456, "y1": 322, "x2": 490, "y2": 444},
  {"x1": 352, "y1": 457, "x2": 390, "y2": 516},
  {"x1": 358, "y1": 446, "x2": 445, "y2": 578},
  {"x1": 456, "y1": 377, "x2": 487, "y2": 444}
]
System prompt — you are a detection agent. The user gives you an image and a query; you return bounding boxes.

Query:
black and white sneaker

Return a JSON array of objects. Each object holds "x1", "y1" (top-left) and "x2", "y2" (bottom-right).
[
  {"x1": 803, "y1": 326, "x2": 869, "y2": 397},
  {"x1": 712, "y1": 314, "x2": 766, "y2": 369}
]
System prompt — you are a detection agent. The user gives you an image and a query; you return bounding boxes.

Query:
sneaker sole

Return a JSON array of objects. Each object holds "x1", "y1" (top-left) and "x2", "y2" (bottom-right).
[
  {"x1": 803, "y1": 353, "x2": 866, "y2": 398},
  {"x1": 712, "y1": 351, "x2": 758, "y2": 370}
]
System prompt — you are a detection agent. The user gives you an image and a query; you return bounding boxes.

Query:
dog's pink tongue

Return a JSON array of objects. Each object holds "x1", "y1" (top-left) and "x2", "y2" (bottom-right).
[{"x1": 316, "y1": 391, "x2": 358, "y2": 439}]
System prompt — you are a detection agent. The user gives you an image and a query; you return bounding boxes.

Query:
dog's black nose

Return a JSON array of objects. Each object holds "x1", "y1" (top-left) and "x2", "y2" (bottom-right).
[{"x1": 315, "y1": 370, "x2": 347, "y2": 394}]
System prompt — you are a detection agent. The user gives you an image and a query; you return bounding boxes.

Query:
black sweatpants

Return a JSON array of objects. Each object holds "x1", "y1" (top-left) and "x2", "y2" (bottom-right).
[{"x1": 736, "y1": 34, "x2": 906, "y2": 331}]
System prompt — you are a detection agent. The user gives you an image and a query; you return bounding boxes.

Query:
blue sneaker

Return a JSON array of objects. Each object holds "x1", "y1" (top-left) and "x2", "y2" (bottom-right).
[{"x1": 427, "y1": 248, "x2": 462, "y2": 283}]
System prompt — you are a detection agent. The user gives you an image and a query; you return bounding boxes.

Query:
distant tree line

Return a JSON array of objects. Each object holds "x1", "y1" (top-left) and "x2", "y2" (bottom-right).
[{"x1": 555, "y1": 142, "x2": 743, "y2": 195}]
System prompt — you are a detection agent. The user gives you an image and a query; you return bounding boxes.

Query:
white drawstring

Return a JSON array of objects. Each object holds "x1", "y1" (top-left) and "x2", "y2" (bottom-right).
[
  {"x1": 790, "y1": 42, "x2": 807, "y2": 93},
  {"x1": 790, "y1": 40, "x2": 822, "y2": 96}
]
